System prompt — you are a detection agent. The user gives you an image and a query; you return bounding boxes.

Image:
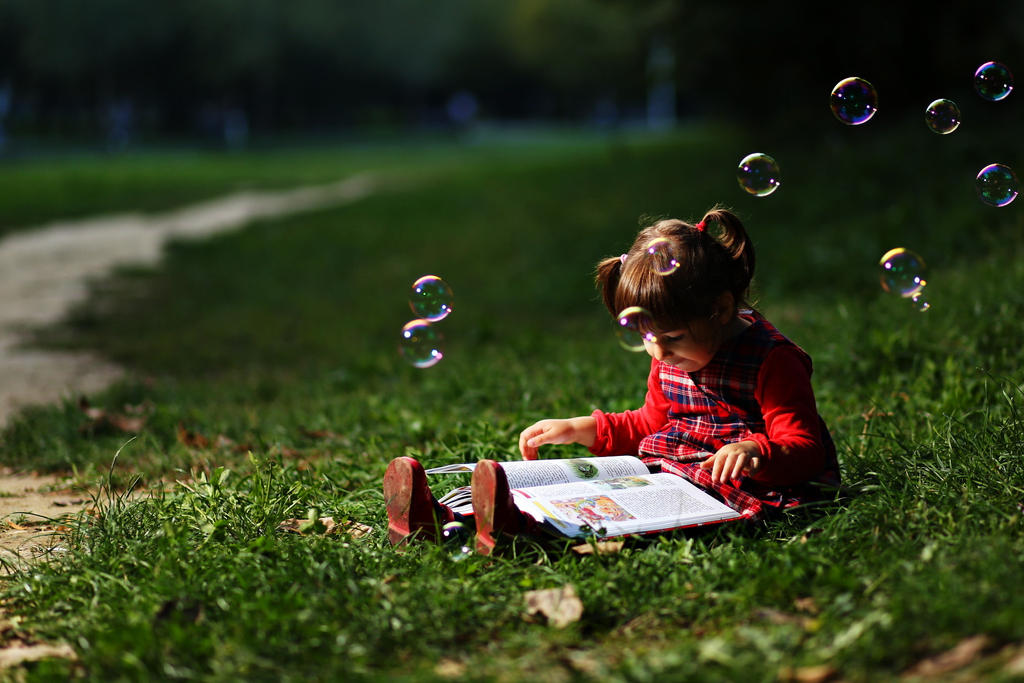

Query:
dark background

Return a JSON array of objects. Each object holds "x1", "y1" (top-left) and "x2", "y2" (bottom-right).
[{"x1": 0, "y1": 0, "x2": 1019, "y2": 149}]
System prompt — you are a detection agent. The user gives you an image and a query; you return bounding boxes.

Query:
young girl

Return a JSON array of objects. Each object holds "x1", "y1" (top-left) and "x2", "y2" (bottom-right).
[{"x1": 385, "y1": 206, "x2": 839, "y2": 553}]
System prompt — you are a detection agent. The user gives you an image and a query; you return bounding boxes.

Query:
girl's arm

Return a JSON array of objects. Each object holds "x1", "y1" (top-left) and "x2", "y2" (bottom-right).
[
  {"x1": 519, "y1": 416, "x2": 596, "y2": 460},
  {"x1": 519, "y1": 358, "x2": 670, "y2": 460},
  {"x1": 744, "y1": 345, "x2": 827, "y2": 486}
]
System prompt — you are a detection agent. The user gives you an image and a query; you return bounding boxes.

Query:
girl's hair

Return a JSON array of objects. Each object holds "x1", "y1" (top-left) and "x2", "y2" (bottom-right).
[{"x1": 595, "y1": 206, "x2": 755, "y2": 331}]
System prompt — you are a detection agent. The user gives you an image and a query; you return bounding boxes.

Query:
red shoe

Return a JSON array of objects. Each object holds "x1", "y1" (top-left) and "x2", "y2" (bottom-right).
[
  {"x1": 383, "y1": 457, "x2": 451, "y2": 546},
  {"x1": 471, "y1": 459, "x2": 535, "y2": 555}
]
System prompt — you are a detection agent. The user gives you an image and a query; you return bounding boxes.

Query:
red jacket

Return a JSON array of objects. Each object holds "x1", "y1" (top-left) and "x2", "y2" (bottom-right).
[{"x1": 589, "y1": 311, "x2": 839, "y2": 490}]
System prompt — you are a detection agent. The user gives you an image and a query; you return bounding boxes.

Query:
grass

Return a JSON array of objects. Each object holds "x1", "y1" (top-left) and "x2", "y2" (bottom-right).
[
  {"x1": 2, "y1": 116, "x2": 1024, "y2": 681},
  {"x1": 0, "y1": 126, "x2": 625, "y2": 235}
]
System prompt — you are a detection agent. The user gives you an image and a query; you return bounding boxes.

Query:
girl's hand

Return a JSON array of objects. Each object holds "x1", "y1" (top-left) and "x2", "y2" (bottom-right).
[
  {"x1": 518, "y1": 417, "x2": 596, "y2": 460},
  {"x1": 700, "y1": 440, "x2": 762, "y2": 485}
]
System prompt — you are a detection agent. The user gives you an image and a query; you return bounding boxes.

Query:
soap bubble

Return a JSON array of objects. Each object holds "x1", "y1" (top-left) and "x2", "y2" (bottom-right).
[
  {"x1": 879, "y1": 248, "x2": 927, "y2": 298},
  {"x1": 924, "y1": 99, "x2": 961, "y2": 134},
  {"x1": 616, "y1": 306, "x2": 657, "y2": 352},
  {"x1": 410, "y1": 275, "x2": 454, "y2": 322},
  {"x1": 830, "y1": 77, "x2": 878, "y2": 125},
  {"x1": 975, "y1": 163, "x2": 1019, "y2": 207},
  {"x1": 644, "y1": 236, "x2": 680, "y2": 275},
  {"x1": 737, "y1": 153, "x2": 781, "y2": 197},
  {"x1": 441, "y1": 520, "x2": 471, "y2": 544},
  {"x1": 911, "y1": 292, "x2": 931, "y2": 312},
  {"x1": 400, "y1": 319, "x2": 443, "y2": 368},
  {"x1": 441, "y1": 521, "x2": 473, "y2": 560},
  {"x1": 974, "y1": 61, "x2": 1013, "y2": 101}
]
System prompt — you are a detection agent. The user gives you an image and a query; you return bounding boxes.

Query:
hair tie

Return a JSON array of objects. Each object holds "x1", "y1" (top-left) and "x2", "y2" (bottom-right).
[
  {"x1": 620, "y1": 253, "x2": 628, "y2": 264},
  {"x1": 694, "y1": 220, "x2": 707, "y2": 232}
]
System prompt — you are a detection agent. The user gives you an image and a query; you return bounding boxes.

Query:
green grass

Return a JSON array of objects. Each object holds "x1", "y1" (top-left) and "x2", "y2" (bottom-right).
[
  {"x1": 3, "y1": 120, "x2": 1024, "y2": 681},
  {"x1": 0, "y1": 126, "x2": 627, "y2": 235}
]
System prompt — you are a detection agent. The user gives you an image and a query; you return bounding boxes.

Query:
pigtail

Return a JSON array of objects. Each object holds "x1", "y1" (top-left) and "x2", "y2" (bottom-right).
[
  {"x1": 699, "y1": 206, "x2": 755, "y2": 303},
  {"x1": 597, "y1": 208, "x2": 759, "y2": 330},
  {"x1": 595, "y1": 255, "x2": 625, "y2": 317}
]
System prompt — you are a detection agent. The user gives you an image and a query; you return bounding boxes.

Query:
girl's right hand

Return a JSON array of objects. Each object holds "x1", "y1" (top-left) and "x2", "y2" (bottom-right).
[{"x1": 518, "y1": 416, "x2": 596, "y2": 460}]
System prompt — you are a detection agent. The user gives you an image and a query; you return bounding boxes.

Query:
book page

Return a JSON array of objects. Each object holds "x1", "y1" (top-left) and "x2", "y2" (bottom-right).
[
  {"x1": 513, "y1": 473, "x2": 742, "y2": 538},
  {"x1": 426, "y1": 456, "x2": 648, "y2": 490},
  {"x1": 435, "y1": 485, "x2": 473, "y2": 516}
]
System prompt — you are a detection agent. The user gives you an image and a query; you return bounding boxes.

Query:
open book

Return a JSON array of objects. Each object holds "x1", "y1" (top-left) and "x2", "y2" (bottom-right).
[{"x1": 427, "y1": 456, "x2": 742, "y2": 539}]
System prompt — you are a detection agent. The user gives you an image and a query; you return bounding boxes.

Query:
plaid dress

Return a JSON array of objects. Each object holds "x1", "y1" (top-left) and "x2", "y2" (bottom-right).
[{"x1": 608, "y1": 312, "x2": 840, "y2": 522}]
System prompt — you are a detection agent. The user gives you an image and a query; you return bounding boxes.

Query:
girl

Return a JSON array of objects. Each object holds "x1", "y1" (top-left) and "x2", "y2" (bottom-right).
[{"x1": 385, "y1": 206, "x2": 839, "y2": 553}]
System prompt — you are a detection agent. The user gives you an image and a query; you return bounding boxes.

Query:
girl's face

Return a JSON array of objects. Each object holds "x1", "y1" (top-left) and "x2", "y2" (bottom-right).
[
  {"x1": 641, "y1": 322, "x2": 721, "y2": 372},
  {"x1": 641, "y1": 293, "x2": 749, "y2": 371}
]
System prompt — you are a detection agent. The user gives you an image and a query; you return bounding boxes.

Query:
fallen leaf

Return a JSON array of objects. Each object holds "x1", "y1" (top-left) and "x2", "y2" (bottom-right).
[
  {"x1": 566, "y1": 650, "x2": 604, "y2": 676},
  {"x1": 572, "y1": 541, "x2": 624, "y2": 555},
  {"x1": 1003, "y1": 642, "x2": 1024, "y2": 674},
  {"x1": 434, "y1": 658, "x2": 465, "y2": 678},
  {"x1": 277, "y1": 516, "x2": 331, "y2": 535},
  {"x1": 903, "y1": 634, "x2": 992, "y2": 678},
  {"x1": 0, "y1": 642, "x2": 77, "y2": 669},
  {"x1": 77, "y1": 396, "x2": 103, "y2": 419},
  {"x1": 176, "y1": 422, "x2": 209, "y2": 449},
  {"x1": 77, "y1": 397, "x2": 146, "y2": 434},
  {"x1": 524, "y1": 585, "x2": 583, "y2": 628},
  {"x1": 614, "y1": 612, "x2": 661, "y2": 636},
  {"x1": 276, "y1": 518, "x2": 301, "y2": 533},
  {"x1": 860, "y1": 406, "x2": 894, "y2": 421},
  {"x1": 52, "y1": 499, "x2": 88, "y2": 507},
  {"x1": 109, "y1": 416, "x2": 146, "y2": 433},
  {"x1": 301, "y1": 428, "x2": 341, "y2": 440},
  {"x1": 778, "y1": 664, "x2": 837, "y2": 683},
  {"x1": 340, "y1": 521, "x2": 373, "y2": 538},
  {"x1": 754, "y1": 607, "x2": 805, "y2": 626},
  {"x1": 306, "y1": 517, "x2": 335, "y2": 534},
  {"x1": 276, "y1": 517, "x2": 371, "y2": 538},
  {"x1": 793, "y1": 597, "x2": 820, "y2": 614},
  {"x1": 122, "y1": 401, "x2": 153, "y2": 415}
]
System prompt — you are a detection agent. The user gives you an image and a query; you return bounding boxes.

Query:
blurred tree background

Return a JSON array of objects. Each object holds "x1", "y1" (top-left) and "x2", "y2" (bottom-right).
[{"x1": 0, "y1": 0, "x2": 1020, "y2": 148}]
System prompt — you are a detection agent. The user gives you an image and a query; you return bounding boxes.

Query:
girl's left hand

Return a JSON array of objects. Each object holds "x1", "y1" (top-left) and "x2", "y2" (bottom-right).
[{"x1": 700, "y1": 441, "x2": 763, "y2": 485}]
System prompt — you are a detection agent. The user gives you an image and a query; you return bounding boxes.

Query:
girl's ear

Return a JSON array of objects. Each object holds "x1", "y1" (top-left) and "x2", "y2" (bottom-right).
[{"x1": 712, "y1": 291, "x2": 736, "y2": 325}]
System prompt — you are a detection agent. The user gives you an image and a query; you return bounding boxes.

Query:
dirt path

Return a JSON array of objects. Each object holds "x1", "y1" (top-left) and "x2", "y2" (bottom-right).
[
  {"x1": 0, "y1": 172, "x2": 376, "y2": 427},
  {"x1": 0, "y1": 173, "x2": 377, "y2": 553},
  {"x1": 0, "y1": 469, "x2": 84, "y2": 569}
]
